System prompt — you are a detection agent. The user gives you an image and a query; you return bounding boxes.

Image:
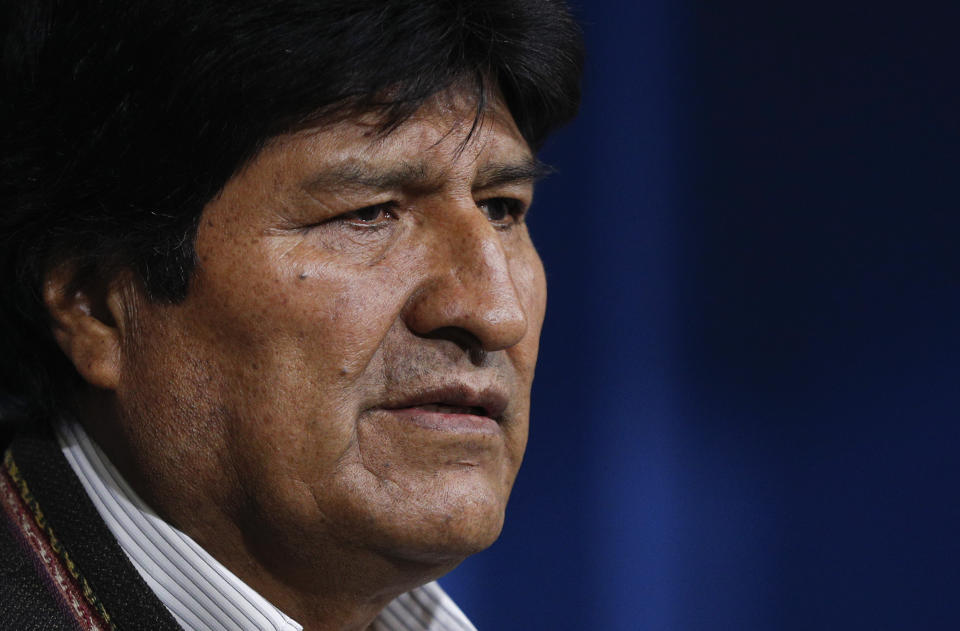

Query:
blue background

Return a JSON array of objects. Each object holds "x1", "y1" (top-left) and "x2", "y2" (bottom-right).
[{"x1": 441, "y1": 2, "x2": 960, "y2": 629}]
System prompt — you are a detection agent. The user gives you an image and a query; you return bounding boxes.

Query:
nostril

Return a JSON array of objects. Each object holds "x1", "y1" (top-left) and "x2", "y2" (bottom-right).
[
  {"x1": 422, "y1": 326, "x2": 481, "y2": 353},
  {"x1": 415, "y1": 326, "x2": 489, "y2": 366},
  {"x1": 468, "y1": 347, "x2": 486, "y2": 366}
]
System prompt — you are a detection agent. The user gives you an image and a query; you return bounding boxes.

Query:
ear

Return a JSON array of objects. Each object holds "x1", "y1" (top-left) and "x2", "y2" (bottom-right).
[{"x1": 43, "y1": 262, "x2": 134, "y2": 391}]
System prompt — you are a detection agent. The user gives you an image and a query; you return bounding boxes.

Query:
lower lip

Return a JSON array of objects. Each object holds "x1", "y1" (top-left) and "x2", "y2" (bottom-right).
[{"x1": 381, "y1": 408, "x2": 502, "y2": 435}]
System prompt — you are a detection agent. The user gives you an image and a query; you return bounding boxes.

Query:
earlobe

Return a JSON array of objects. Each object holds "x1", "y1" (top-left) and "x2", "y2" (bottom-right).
[{"x1": 43, "y1": 262, "x2": 131, "y2": 391}]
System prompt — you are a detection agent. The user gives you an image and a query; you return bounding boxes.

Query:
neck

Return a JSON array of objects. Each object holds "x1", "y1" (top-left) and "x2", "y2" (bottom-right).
[{"x1": 186, "y1": 516, "x2": 459, "y2": 631}]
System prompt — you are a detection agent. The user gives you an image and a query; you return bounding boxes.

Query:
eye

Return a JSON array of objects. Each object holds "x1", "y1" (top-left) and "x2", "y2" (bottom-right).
[
  {"x1": 477, "y1": 197, "x2": 526, "y2": 228},
  {"x1": 340, "y1": 203, "x2": 397, "y2": 228}
]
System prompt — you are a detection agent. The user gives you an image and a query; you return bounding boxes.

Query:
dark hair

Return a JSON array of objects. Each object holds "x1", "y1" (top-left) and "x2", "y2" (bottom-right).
[{"x1": 0, "y1": 0, "x2": 583, "y2": 418}]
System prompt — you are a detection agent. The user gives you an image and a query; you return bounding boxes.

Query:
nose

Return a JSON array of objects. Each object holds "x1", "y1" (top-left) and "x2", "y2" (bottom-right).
[{"x1": 402, "y1": 205, "x2": 529, "y2": 355}]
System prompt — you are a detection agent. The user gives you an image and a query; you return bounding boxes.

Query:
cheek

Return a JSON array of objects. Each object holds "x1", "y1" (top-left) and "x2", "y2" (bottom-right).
[
  {"x1": 196, "y1": 243, "x2": 412, "y2": 379},
  {"x1": 173, "y1": 251, "x2": 418, "y2": 476},
  {"x1": 525, "y1": 252, "x2": 548, "y2": 328},
  {"x1": 509, "y1": 245, "x2": 547, "y2": 368},
  {"x1": 288, "y1": 264, "x2": 415, "y2": 377}
]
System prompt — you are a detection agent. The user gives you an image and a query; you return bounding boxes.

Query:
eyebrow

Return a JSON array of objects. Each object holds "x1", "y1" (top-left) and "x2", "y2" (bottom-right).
[
  {"x1": 304, "y1": 156, "x2": 553, "y2": 193},
  {"x1": 473, "y1": 157, "x2": 555, "y2": 189}
]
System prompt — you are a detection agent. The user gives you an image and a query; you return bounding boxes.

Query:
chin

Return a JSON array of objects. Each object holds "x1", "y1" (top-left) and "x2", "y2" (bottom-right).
[{"x1": 370, "y1": 479, "x2": 511, "y2": 566}]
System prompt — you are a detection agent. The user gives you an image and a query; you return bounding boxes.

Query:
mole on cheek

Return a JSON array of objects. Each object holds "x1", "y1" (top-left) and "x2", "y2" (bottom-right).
[{"x1": 298, "y1": 272, "x2": 308, "y2": 280}]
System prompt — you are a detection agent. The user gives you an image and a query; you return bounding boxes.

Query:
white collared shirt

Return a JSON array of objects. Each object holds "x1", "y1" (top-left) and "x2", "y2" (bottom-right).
[{"x1": 56, "y1": 419, "x2": 476, "y2": 631}]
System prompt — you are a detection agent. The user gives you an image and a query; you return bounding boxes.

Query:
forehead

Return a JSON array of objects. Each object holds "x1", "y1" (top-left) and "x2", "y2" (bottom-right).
[{"x1": 261, "y1": 88, "x2": 533, "y2": 185}]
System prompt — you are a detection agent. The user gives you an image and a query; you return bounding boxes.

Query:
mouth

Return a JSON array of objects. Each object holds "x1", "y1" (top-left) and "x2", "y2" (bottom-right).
[
  {"x1": 376, "y1": 385, "x2": 509, "y2": 433},
  {"x1": 414, "y1": 403, "x2": 489, "y2": 416}
]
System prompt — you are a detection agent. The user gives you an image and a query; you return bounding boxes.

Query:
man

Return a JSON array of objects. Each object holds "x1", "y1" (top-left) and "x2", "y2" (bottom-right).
[{"x1": 0, "y1": 1, "x2": 582, "y2": 629}]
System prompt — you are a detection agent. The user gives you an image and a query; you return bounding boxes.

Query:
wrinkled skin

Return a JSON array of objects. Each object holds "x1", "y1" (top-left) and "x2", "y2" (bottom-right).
[{"x1": 55, "y1": 87, "x2": 547, "y2": 630}]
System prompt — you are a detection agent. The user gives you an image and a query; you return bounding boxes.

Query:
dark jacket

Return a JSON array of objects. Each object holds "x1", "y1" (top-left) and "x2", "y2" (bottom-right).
[{"x1": 0, "y1": 425, "x2": 181, "y2": 630}]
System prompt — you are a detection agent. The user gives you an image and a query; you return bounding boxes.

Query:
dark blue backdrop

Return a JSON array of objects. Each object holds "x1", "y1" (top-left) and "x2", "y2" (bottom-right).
[{"x1": 441, "y1": 2, "x2": 959, "y2": 629}]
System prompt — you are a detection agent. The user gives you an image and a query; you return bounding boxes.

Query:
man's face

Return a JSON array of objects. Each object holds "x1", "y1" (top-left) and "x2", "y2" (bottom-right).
[{"x1": 113, "y1": 88, "x2": 546, "y2": 571}]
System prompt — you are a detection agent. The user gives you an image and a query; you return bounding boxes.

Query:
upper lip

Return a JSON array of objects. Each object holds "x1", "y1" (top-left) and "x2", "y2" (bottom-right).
[{"x1": 379, "y1": 383, "x2": 509, "y2": 421}]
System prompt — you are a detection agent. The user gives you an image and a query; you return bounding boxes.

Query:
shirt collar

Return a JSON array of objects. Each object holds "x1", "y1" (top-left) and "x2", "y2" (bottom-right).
[{"x1": 55, "y1": 418, "x2": 476, "y2": 631}]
